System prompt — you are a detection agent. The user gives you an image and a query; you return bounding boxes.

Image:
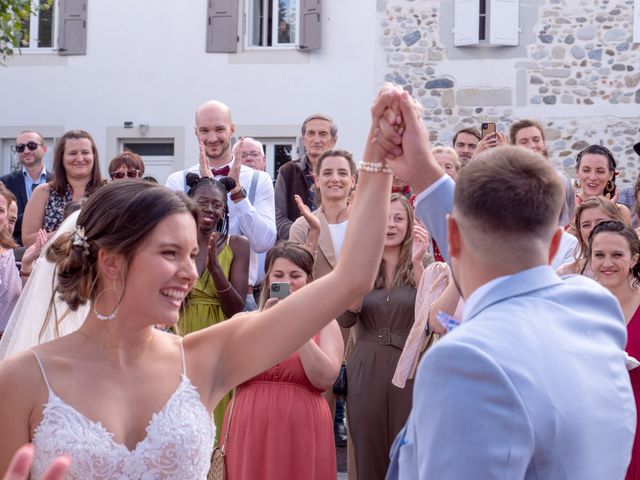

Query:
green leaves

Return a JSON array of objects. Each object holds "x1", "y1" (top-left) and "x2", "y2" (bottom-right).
[{"x1": 0, "y1": 0, "x2": 53, "y2": 66}]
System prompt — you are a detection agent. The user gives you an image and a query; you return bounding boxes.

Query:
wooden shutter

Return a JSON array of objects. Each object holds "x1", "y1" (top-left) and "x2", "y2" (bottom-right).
[
  {"x1": 57, "y1": 0, "x2": 87, "y2": 55},
  {"x1": 454, "y1": 0, "x2": 480, "y2": 46},
  {"x1": 489, "y1": 0, "x2": 520, "y2": 46},
  {"x1": 206, "y1": 0, "x2": 238, "y2": 53},
  {"x1": 298, "y1": 0, "x2": 321, "y2": 51},
  {"x1": 634, "y1": 0, "x2": 640, "y2": 43}
]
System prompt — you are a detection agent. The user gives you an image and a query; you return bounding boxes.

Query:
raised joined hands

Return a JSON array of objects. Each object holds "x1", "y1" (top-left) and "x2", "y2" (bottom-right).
[{"x1": 369, "y1": 84, "x2": 441, "y2": 194}]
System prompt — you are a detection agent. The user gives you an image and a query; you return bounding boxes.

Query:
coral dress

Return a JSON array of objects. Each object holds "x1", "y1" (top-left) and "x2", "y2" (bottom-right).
[
  {"x1": 222, "y1": 335, "x2": 336, "y2": 480},
  {"x1": 627, "y1": 306, "x2": 640, "y2": 480}
]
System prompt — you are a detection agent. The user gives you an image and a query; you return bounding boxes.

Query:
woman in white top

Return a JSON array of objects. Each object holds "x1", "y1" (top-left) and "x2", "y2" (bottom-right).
[
  {"x1": 0, "y1": 101, "x2": 394, "y2": 479},
  {"x1": 289, "y1": 148, "x2": 356, "y2": 278}
]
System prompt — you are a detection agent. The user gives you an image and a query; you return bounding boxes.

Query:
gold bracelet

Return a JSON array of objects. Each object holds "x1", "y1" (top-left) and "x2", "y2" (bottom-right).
[
  {"x1": 217, "y1": 282, "x2": 233, "y2": 293},
  {"x1": 358, "y1": 161, "x2": 394, "y2": 174},
  {"x1": 20, "y1": 269, "x2": 31, "y2": 278}
]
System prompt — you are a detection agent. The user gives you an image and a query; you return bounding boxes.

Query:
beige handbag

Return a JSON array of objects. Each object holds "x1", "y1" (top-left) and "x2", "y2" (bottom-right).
[{"x1": 208, "y1": 392, "x2": 236, "y2": 480}]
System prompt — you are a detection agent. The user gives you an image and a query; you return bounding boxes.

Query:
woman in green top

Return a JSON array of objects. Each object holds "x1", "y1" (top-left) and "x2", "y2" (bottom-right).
[{"x1": 179, "y1": 173, "x2": 250, "y2": 441}]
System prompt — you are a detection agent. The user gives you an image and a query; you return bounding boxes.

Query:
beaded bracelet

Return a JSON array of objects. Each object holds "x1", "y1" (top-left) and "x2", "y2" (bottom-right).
[{"x1": 358, "y1": 161, "x2": 394, "y2": 174}]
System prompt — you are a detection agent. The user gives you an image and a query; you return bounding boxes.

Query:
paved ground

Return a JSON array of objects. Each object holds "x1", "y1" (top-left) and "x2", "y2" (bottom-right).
[{"x1": 337, "y1": 445, "x2": 347, "y2": 472}]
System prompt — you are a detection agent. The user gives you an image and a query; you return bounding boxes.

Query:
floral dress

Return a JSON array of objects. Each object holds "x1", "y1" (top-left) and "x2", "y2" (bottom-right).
[{"x1": 43, "y1": 186, "x2": 73, "y2": 232}]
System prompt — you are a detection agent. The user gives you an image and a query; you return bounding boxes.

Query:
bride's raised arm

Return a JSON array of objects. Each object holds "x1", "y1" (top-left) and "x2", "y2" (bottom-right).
[{"x1": 188, "y1": 88, "x2": 397, "y2": 401}]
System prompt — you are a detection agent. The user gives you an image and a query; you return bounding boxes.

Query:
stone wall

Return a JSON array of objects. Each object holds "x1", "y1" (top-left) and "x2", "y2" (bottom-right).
[{"x1": 378, "y1": 0, "x2": 640, "y2": 184}]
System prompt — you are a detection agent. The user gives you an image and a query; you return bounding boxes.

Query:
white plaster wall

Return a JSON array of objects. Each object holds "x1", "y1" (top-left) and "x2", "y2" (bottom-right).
[{"x1": 0, "y1": 0, "x2": 378, "y2": 172}]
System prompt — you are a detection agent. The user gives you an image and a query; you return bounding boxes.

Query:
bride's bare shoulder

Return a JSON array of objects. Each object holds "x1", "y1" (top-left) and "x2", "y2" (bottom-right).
[{"x1": 0, "y1": 348, "x2": 45, "y2": 393}]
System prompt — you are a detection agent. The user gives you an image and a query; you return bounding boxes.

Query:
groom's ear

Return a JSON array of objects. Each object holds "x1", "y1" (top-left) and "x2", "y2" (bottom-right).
[{"x1": 447, "y1": 214, "x2": 462, "y2": 260}]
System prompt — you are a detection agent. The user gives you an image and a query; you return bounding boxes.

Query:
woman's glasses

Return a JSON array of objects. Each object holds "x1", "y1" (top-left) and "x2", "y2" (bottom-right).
[
  {"x1": 111, "y1": 169, "x2": 140, "y2": 179},
  {"x1": 15, "y1": 141, "x2": 43, "y2": 153}
]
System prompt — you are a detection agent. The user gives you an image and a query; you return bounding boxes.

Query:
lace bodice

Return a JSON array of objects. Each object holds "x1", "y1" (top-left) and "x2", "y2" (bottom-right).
[{"x1": 30, "y1": 344, "x2": 215, "y2": 480}]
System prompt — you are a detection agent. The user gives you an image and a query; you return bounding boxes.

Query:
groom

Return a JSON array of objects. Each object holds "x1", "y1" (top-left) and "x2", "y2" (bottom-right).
[{"x1": 373, "y1": 87, "x2": 636, "y2": 479}]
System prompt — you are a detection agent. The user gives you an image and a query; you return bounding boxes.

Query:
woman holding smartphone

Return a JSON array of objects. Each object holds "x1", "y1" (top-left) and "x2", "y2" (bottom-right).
[{"x1": 220, "y1": 241, "x2": 344, "y2": 480}]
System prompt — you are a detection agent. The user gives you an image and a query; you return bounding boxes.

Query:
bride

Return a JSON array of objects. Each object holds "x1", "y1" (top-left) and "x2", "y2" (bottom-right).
[{"x1": 0, "y1": 92, "x2": 394, "y2": 479}]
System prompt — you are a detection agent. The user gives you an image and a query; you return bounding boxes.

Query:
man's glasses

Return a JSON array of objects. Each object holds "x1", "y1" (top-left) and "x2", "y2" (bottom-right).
[
  {"x1": 111, "y1": 169, "x2": 140, "y2": 179},
  {"x1": 15, "y1": 141, "x2": 43, "y2": 153},
  {"x1": 241, "y1": 152, "x2": 262, "y2": 159}
]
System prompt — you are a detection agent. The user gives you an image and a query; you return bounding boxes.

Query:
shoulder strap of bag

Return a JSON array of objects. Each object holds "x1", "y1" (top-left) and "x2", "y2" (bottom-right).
[{"x1": 220, "y1": 389, "x2": 237, "y2": 452}]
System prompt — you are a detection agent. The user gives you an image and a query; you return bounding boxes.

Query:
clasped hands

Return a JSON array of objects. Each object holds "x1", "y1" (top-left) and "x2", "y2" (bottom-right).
[{"x1": 368, "y1": 84, "x2": 437, "y2": 194}]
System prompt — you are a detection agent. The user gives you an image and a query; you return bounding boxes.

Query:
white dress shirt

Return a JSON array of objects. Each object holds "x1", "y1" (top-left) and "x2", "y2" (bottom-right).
[{"x1": 165, "y1": 160, "x2": 276, "y2": 286}]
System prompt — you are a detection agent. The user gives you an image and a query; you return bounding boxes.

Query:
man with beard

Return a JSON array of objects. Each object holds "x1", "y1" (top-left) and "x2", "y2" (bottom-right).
[{"x1": 166, "y1": 101, "x2": 276, "y2": 310}]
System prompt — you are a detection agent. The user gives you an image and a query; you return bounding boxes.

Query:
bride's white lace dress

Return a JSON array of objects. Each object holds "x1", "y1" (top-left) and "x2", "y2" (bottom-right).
[{"x1": 29, "y1": 343, "x2": 215, "y2": 479}]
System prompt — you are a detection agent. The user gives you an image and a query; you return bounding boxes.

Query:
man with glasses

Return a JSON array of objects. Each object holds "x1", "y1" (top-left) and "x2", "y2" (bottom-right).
[
  {"x1": 0, "y1": 130, "x2": 52, "y2": 245},
  {"x1": 234, "y1": 138, "x2": 267, "y2": 172}
]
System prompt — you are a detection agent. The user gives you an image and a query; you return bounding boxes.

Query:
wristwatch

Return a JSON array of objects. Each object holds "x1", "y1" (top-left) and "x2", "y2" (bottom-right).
[{"x1": 230, "y1": 187, "x2": 247, "y2": 202}]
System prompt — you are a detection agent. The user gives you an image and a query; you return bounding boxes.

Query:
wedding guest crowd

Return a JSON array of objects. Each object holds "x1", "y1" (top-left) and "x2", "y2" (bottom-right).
[{"x1": 0, "y1": 86, "x2": 639, "y2": 480}]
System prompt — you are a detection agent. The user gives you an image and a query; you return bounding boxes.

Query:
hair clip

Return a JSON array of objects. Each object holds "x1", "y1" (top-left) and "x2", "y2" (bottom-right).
[{"x1": 72, "y1": 225, "x2": 90, "y2": 255}]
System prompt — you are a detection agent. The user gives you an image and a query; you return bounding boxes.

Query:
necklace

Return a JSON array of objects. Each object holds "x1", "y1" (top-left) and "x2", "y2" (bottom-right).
[{"x1": 76, "y1": 330, "x2": 154, "y2": 349}]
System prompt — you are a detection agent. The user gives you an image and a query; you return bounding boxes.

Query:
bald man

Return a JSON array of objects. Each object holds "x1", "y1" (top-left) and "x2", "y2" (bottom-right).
[{"x1": 165, "y1": 101, "x2": 276, "y2": 309}]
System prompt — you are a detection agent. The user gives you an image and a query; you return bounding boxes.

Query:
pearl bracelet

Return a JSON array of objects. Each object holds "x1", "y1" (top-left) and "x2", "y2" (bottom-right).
[{"x1": 358, "y1": 161, "x2": 394, "y2": 174}]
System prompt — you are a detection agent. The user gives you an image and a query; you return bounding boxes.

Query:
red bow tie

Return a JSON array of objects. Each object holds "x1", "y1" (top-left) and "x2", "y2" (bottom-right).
[{"x1": 211, "y1": 166, "x2": 230, "y2": 176}]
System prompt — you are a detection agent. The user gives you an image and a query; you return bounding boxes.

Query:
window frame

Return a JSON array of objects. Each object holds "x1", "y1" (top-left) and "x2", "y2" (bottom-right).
[
  {"x1": 454, "y1": 0, "x2": 520, "y2": 47},
  {"x1": 245, "y1": 0, "x2": 300, "y2": 50},
  {"x1": 17, "y1": 0, "x2": 58, "y2": 53}
]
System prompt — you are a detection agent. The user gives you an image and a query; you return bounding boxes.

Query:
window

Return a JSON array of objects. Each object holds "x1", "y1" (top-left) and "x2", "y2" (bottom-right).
[
  {"x1": 454, "y1": 0, "x2": 520, "y2": 47},
  {"x1": 206, "y1": 0, "x2": 320, "y2": 53},
  {"x1": 19, "y1": 0, "x2": 55, "y2": 50},
  {"x1": 248, "y1": 0, "x2": 298, "y2": 47},
  {"x1": 12, "y1": 0, "x2": 87, "y2": 55},
  {"x1": 254, "y1": 137, "x2": 296, "y2": 179}
]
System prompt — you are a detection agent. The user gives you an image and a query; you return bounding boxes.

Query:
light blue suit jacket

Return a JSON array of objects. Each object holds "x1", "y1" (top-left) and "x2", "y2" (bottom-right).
[{"x1": 387, "y1": 176, "x2": 636, "y2": 480}]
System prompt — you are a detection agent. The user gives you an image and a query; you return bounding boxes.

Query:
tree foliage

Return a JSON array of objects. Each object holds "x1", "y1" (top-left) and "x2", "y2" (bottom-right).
[{"x1": 0, "y1": 0, "x2": 52, "y2": 65}]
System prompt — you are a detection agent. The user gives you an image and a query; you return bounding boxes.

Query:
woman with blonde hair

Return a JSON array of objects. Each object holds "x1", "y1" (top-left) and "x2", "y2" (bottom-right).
[
  {"x1": 338, "y1": 193, "x2": 426, "y2": 480},
  {"x1": 557, "y1": 197, "x2": 624, "y2": 277},
  {"x1": 431, "y1": 146, "x2": 461, "y2": 180}
]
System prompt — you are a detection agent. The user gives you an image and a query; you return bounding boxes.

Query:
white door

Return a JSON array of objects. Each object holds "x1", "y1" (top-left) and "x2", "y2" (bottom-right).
[{"x1": 120, "y1": 140, "x2": 175, "y2": 185}]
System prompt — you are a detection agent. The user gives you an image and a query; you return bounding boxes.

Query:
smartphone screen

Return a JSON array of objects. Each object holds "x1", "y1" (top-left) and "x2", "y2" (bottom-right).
[
  {"x1": 270, "y1": 282, "x2": 290, "y2": 299},
  {"x1": 481, "y1": 122, "x2": 496, "y2": 138}
]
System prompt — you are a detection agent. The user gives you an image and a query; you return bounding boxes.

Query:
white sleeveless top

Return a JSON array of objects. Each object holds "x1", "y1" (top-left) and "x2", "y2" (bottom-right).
[{"x1": 30, "y1": 341, "x2": 216, "y2": 479}]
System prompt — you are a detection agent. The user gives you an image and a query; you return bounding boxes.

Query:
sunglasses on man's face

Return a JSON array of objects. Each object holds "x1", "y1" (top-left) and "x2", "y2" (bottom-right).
[
  {"x1": 111, "y1": 169, "x2": 140, "y2": 179},
  {"x1": 15, "y1": 141, "x2": 43, "y2": 153}
]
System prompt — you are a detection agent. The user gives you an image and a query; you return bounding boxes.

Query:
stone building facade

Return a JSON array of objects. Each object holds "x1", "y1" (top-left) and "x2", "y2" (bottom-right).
[{"x1": 377, "y1": 0, "x2": 640, "y2": 185}]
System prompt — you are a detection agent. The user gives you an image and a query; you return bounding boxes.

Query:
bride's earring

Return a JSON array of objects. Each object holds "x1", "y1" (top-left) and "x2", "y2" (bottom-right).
[{"x1": 93, "y1": 281, "x2": 120, "y2": 321}]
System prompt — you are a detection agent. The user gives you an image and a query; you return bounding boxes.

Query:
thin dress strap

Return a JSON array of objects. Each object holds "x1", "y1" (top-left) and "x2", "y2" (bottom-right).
[
  {"x1": 29, "y1": 350, "x2": 53, "y2": 392},
  {"x1": 178, "y1": 338, "x2": 187, "y2": 376}
]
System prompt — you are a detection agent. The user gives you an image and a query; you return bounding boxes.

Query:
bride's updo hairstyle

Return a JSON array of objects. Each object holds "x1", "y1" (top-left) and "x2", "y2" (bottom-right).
[{"x1": 47, "y1": 180, "x2": 198, "y2": 311}]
